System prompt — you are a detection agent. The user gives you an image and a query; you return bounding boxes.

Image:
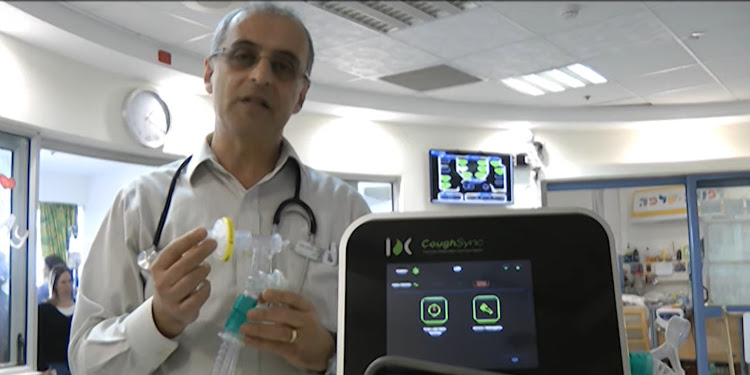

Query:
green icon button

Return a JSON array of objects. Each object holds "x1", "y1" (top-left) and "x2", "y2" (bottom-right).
[
  {"x1": 421, "y1": 296, "x2": 448, "y2": 326},
  {"x1": 473, "y1": 295, "x2": 500, "y2": 324},
  {"x1": 427, "y1": 303, "x2": 441, "y2": 317},
  {"x1": 479, "y1": 303, "x2": 494, "y2": 315}
]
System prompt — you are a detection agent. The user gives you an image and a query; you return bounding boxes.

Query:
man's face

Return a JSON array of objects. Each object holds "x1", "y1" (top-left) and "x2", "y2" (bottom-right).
[{"x1": 204, "y1": 12, "x2": 310, "y2": 140}]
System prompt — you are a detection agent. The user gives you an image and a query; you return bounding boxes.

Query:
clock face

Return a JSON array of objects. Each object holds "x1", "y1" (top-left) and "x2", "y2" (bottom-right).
[{"x1": 123, "y1": 89, "x2": 171, "y2": 148}]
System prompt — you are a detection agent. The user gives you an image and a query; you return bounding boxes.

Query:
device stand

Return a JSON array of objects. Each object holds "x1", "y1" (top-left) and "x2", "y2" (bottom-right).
[{"x1": 363, "y1": 356, "x2": 513, "y2": 375}]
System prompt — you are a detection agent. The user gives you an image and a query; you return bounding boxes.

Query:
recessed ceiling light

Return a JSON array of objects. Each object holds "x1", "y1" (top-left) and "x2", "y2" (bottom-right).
[
  {"x1": 501, "y1": 63, "x2": 607, "y2": 96},
  {"x1": 544, "y1": 69, "x2": 585, "y2": 88},
  {"x1": 567, "y1": 63, "x2": 607, "y2": 84},
  {"x1": 501, "y1": 78, "x2": 545, "y2": 96},
  {"x1": 689, "y1": 31, "x2": 704, "y2": 39},
  {"x1": 521, "y1": 74, "x2": 565, "y2": 92}
]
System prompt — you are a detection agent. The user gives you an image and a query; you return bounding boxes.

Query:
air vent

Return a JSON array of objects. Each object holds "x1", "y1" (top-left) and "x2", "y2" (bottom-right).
[
  {"x1": 306, "y1": 1, "x2": 481, "y2": 33},
  {"x1": 379, "y1": 65, "x2": 482, "y2": 92}
]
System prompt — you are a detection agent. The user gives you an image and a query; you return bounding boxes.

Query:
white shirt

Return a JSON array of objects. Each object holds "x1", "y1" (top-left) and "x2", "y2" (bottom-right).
[
  {"x1": 56, "y1": 304, "x2": 74, "y2": 317},
  {"x1": 68, "y1": 136, "x2": 371, "y2": 375}
]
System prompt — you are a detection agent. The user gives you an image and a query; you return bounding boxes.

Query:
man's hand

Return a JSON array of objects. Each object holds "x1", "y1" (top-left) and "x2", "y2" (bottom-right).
[
  {"x1": 151, "y1": 227, "x2": 216, "y2": 338},
  {"x1": 241, "y1": 289, "x2": 334, "y2": 372}
]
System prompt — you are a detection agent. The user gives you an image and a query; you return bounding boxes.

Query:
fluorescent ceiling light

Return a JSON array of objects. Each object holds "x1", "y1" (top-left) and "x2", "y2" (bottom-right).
[
  {"x1": 502, "y1": 63, "x2": 607, "y2": 96},
  {"x1": 544, "y1": 69, "x2": 585, "y2": 88},
  {"x1": 521, "y1": 74, "x2": 565, "y2": 92},
  {"x1": 501, "y1": 78, "x2": 544, "y2": 96},
  {"x1": 567, "y1": 63, "x2": 607, "y2": 84}
]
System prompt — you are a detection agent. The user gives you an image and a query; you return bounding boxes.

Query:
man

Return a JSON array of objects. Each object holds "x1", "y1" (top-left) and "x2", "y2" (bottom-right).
[
  {"x1": 37, "y1": 254, "x2": 66, "y2": 303},
  {"x1": 68, "y1": 3, "x2": 370, "y2": 374}
]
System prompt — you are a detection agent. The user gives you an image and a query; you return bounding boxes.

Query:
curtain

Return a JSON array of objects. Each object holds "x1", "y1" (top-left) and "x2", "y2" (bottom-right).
[{"x1": 39, "y1": 202, "x2": 77, "y2": 261}]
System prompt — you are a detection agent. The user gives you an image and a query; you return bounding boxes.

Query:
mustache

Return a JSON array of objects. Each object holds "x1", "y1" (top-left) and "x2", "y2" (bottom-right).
[{"x1": 237, "y1": 93, "x2": 271, "y2": 109}]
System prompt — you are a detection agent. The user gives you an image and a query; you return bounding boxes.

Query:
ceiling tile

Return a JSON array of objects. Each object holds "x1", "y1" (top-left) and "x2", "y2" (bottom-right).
[
  {"x1": 580, "y1": 40, "x2": 695, "y2": 80},
  {"x1": 617, "y1": 64, "x2": 715, "y2": 97},
  {"x1": 545, "y1": 10, "x2": 674, "y2": 60},
  {"x1": 703, "y1": 54, "x2": 750, "y2": 82},
  {"x1": 63, "y1": 1, "x2": 112, "y2": 12},
  {"x1": 309, "y1": 61, "x2": 359, "y2": 85},
  {"x1": 528, "y1": 81, "x2": 636, "y2": 107},
  {"x1": 137, "y1": 1, "x2": 228, "y2": 29},
  {"x1": 425, "y1": 80, "x2": 539, "y2": 106},
  {"x1": 450, "y1": 37, "x2": 575, "y2": 80},
  {"x1": 595, "y1": 97, "x2": 651, "y2": 106},
  {"x1": 389, "y1": 7, "x2": 535, "y2": 60},
  {"x1": 281, "y1": 2, "x2": 383, "y2": 52},
  {"x1": 722, "y1": 75, "x2": 750, "y2": 100},
  {"x1": 336, "y1": 78, "x2": 423, "y2": 97},
  {"x1": 489, "y1": 1, "x2": 649, "y2": 36},
  {"x1": 316, "y1": 36, "x2": 441, "y2": 78},
  {"x1": 67, "y1": 2, "x2": 212, "y2": 46},
  {"x1": 646, "y1": 1, "x2": 750, "y2": 37},
  {"x1": 645, "y1": 82, "x2": 736, "y2": 104},
  {"x1": 182, "y1": 32, "x2": 213, "y2": 56},
  {"x1": 679, "y1": 23, "x2": 750, "y2": 63}
]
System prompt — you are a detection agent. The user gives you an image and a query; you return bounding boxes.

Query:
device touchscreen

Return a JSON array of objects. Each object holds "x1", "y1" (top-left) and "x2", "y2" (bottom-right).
[{"x1": 386, "y1": 260, "x2": 538, "y2": 370}]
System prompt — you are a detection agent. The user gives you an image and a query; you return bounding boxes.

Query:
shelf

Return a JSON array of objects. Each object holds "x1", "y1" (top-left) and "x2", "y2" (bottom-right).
[
  {"x1": 655, "y1": 273, "x2": 690, "y2": 283},
  {"x1": 630, "y1": 215, "x2": 687, "y2": 224}
]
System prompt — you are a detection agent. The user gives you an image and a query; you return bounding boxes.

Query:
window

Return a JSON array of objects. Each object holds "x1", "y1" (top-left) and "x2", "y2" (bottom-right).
[{"x1": 344, "y1": 179, "x2": 397, "y2": 213}]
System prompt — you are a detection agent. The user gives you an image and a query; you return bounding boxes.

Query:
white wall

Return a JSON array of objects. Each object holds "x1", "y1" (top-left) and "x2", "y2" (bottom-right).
[
  {"x1": 535, "y1": 119, "x2": 750, "y2": 180},
  {"x1": 284, "y1": 114, "x2": 541, "y2": 211},
  {"x1": 37, "y1": 171, "x2": 90, "y2": 207},
  {"x1": 0, "y1": 32, "x2": 212, "y2": 159}
]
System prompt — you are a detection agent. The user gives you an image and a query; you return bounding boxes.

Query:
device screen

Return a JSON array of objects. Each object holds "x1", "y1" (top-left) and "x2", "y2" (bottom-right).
[
  {"x1": 386, "y1": 260, "x2": 538, "y2": 370},
  {"x1": 429, "y1": 150, "x2": 513, "y2": 205}
]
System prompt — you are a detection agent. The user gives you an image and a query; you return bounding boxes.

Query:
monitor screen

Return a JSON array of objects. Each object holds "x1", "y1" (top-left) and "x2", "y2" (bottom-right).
[
  {"x1": 429, "y1": 150, "x2": 513, "y2": 205},
  {"x1": 386, "y1": 260, "x2": 538, "y2": 370}
]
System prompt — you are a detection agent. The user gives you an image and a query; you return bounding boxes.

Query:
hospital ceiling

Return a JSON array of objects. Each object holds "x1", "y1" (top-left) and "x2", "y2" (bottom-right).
[{"x1": 3, "y1": 1, "x2": 750, "y2": 126}]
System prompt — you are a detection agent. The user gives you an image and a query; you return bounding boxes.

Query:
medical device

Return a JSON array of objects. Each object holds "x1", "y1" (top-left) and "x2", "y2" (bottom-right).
[
  {"x1": 207, "y1": 216, "x2": 288, "y2": 375},
  {"x1": 338, "y1": 209, "x2": 629, "y2": 375},
  {"x1": 138, "y1": 156, "x2": 318, "y2": 271}
]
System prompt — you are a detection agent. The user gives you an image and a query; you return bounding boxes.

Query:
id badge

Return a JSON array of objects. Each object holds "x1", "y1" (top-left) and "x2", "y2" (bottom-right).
[
  {"x1": 322, "y1": 242, "x2": 338, "y2": 267},
  {"x1": 294, "y1": 239, "x2": 325, "y2": 262}
]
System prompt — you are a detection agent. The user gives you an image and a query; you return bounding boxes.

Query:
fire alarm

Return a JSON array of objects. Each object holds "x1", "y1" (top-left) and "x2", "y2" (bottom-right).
[{"x1": 158, "y1": 50, "x2": 172, "y2": 65}]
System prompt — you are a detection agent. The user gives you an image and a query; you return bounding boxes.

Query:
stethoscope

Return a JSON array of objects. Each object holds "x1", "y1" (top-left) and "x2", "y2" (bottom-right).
[{"x1": 137, "y1": 156, "x2": 324, "y2": 273}]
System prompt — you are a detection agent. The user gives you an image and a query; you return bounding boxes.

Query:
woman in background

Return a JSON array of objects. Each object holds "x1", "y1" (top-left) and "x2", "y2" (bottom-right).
[{"x1": 37, "y1": 264, "x2": 74, "y2": 375}]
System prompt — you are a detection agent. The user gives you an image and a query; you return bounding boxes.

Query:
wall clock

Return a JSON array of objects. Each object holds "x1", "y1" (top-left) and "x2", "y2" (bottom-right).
[{"x1": 122, "y1": 88, "x2": 171, "y2": 148}]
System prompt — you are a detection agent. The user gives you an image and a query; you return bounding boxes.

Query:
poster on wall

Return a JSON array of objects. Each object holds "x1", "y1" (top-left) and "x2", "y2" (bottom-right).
[{"x1": 631, "y1": 185, "x2": 721, "y2": 221}]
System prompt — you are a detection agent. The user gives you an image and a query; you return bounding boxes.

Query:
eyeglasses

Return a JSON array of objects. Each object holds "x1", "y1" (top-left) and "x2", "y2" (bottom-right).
[{"x1": 210, "y1": 44, "x2": 309, "y2": 82}]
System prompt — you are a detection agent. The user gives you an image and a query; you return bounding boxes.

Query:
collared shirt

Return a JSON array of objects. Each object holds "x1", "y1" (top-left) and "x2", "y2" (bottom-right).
[{"x1": 69, "y1": 135, "x2": 371, "y2": 375}]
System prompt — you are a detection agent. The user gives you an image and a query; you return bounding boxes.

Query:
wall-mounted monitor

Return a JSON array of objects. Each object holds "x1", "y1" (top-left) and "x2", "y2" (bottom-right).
[{"x1": 429, "y1": 149, "x2": 513, "y2": 205}]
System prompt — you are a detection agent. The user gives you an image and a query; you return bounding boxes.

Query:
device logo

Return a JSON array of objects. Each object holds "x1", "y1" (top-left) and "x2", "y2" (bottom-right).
[{"x1": 385, "y1": 237, "x2": 412, "y2": 257}]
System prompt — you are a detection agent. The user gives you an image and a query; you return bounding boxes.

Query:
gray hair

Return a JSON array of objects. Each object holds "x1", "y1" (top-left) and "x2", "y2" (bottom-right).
[{"x1": 210, "y1": 3, "x2": 315, "y2": 77}]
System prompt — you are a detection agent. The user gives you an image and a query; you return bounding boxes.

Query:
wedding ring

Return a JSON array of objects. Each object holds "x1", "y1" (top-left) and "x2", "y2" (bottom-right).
[{"x1": 289, "y1": 328, "x2": 298, "y2": 344}]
